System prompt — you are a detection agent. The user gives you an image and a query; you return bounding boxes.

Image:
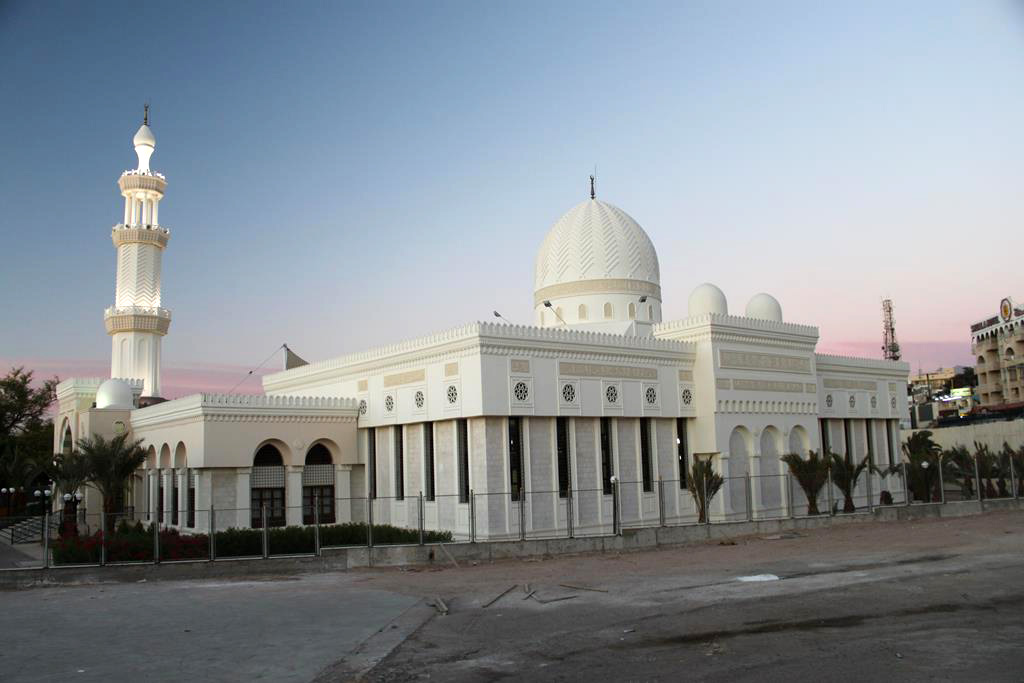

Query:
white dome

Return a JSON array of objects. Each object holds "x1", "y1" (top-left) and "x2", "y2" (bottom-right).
[
  {"x1": 133, "y1": 124, "x2": 155, "y2": 148},
  {"x1": 688, "y1": 283, "x2": 728, "y2": 317},
  {"x1": 95, "y1": 379, "x2": 135, "y2": 410},
  {"x1": 534, "y1": 199, "x2": 660, "y2": 292},
  {"x1": 745, "y1": 293, "x2": 783, "y2": 322}
]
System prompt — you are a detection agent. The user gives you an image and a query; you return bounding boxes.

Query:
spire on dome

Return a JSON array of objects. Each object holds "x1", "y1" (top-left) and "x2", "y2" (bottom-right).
[
  {"x1": 143, "y1": 102, "x2": 149, "y2": 126},
  {"x1": 132, "y1": 105, "x2": 156, "y2": 172},
  {"x1": 589, "y1": 174, "x2": 596, "y2": 200}
]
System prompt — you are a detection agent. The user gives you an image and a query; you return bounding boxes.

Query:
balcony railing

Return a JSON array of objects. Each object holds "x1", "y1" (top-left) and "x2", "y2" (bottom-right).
[{"x1": 104, "y1": 306, "x2": 172, "y2": 319}]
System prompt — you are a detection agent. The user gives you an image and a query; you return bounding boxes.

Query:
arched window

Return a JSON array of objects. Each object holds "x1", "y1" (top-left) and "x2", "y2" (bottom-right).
[
  {"x1": 603, "y1": 302, "x2": 613, "y2": 319},
  {"x1": 252, "y1": 444, "x2": 286, "y2": 527},
  {"x1": 303, "y1": 443, "x2": 335, "y2": 524},
  {"x1": 977, "y1": 356, "x2": 985, "y2": 365},
  {"x1": 628, "y1": 303, "x2": 636, "y2": 320},
  {"x1": 578, "y1": 304, "x2": 588, "y2": 320}
]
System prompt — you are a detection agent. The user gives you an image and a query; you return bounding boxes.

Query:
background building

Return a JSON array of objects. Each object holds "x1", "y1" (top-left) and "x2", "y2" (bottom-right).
[{"x1": 971, "y1": 298, "x2": 1024, "y2": 409}]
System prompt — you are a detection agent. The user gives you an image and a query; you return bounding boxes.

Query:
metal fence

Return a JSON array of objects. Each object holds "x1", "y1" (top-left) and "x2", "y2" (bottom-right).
[{"x1": 1, "y1": 460, "x2": 1019, "y2": 571}]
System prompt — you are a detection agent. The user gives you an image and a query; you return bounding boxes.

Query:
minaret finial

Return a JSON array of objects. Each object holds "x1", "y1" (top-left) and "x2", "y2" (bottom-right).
[
  {"x1": 143, "y1": 103, "x2": 149, "y2": 126},
  {"x1": 589, "y1": 174, "x2": 596, "y2": 200}
]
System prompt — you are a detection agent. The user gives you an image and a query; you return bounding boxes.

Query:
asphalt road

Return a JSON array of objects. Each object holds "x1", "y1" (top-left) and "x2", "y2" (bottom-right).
[{"x1": 361, "y1": 511, "x2": 1024, "y2": 681}]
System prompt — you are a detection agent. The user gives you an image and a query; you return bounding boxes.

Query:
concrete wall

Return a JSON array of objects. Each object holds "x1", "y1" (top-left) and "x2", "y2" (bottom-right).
[{"x1": 905, "y1": 419, "x2": 1024, "y2": 453}]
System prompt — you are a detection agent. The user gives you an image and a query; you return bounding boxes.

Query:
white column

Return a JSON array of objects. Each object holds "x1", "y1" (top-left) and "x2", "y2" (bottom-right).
[
  {"x1": 336, "y1": 464, "x2": 352, "y2": 523},
  {"x1": 162, "y1": 469, "x2": 173, "y2": 525},
  {"x1": 286, "y1": 466, "x2": 303, "y2": 526},
  {"x1": 152, "y1": 197, "x2": 159, "y2": 226},
  {"x1": 123, "y1": 196, "x2": 131, "y2": 225},
  {"x1": 749, "y1": 452, "x2": 763, "y2": 520},
  {"x1": 148, "y1": 471, "x2": 158, "y2": 521},
  {"x1": 177, "y1": 468, "x2": 188, "y2": 527},
  {"x1": 196, "y1": 470, "x2": 213, "y2": 533},
  {"x1": 235, "y1": 468, "x2": 251, "y2": 528}
]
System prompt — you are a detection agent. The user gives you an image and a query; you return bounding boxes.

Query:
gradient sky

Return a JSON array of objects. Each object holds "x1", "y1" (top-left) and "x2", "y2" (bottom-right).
[{"x1": 2, "y1": 1, "x2": 1022, "y2": 397}]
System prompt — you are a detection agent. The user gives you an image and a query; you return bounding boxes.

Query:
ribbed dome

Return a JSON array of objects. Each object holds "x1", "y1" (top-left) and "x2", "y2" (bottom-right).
[
  {"x1": 534, "y1": 199, "x2": 660, "y2": 291},
  {"x1": 133, "y1": 124, "x2": 155, "y2": 148}
]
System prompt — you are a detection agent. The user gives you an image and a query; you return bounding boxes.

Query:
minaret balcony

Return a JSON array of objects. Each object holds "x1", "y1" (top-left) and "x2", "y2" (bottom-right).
[
  {"x1": 112, "y1": 224, "x2": 170, "y2": 248},
  {"x1": 104, "y1": 306, "x2": 172, "y2": 335},
  {"x1": 118, "y1": 171, "x2": 167, "y2": 194}
]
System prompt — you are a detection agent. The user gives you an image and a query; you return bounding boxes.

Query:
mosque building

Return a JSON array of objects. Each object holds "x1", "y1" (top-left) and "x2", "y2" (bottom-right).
[{"x1": 54, "y1": 115, "x2": 910, "y2": 538}]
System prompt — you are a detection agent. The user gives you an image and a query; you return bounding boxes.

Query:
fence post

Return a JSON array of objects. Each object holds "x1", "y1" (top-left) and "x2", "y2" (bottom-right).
[
  {"x1": 100, "y1": 513, "x2": 107, "y2": 566},
  {"x1": 469, "y1": 489, "x2": 476, "y2": 543},
  {"x1": 209, "y1": 507, "x2": 216, "y2": 561},
  {"x1": 702, "y1": 470, "x2": 710, "y2": 525},
  {"x1": 787, "y1": 474, "x2": 795, "y2": 519},
  {"x1": 902, "y1": 462, "x2": 911, "y2": 506},
  {"x1": 261, "y1": 504, "x2": 269, "y2": 559},
  {"x1": 518, "y1": 488, "x2": 526, "y2": 542},
  {"x1": 314, "y1": 493, "x2": 321, "y2": 557},
  {"x1": 938, "y1": 458, "x2": 946, "y2": 505},
  {"x1": 974, "y1": 456, "x2": 983, "y2": 509},
  {"x1": 366, "y1": 496, "x2": 374, "y2": 549},
  {"x1": 152, "y1": 514, "x2": 159, "y2": 564},
  {"x1": 866, "y1": 466, "x2": 874, "y2": 513},
  {"x1": 826, "y1": 468, "x2": 834, "y2": 515},
  {"x1": 745, "y1": 473, "x2": 753, "y2": 522},
  {"x1": 418, "y1": 491, "x2": 424, "y2": 546},
  {"x1": 42, "y1": 511, "x2": 50, "y2": 569},
  {"x1": 613, "y1": 479, "x2": 621, "y2": 535},
  {"x1": 1011, "y1": 457, "x2": 1019, "y2": 501},
  {"x1": 567, "y1": 482, "x2": 574, "y2": 539},
  {"x1": 658, "y1": 476, "x2": 666, "y2": 527}
]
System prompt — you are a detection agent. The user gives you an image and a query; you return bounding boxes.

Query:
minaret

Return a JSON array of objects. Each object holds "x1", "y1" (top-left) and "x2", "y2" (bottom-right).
[{"x1": 104, "y1": 106, "x2": 171, "y2": 398}]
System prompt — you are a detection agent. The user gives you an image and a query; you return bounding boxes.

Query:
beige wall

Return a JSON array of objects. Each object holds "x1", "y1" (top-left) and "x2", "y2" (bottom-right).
[{"x1": 905, "y1": 419, "x2": 1024, "y2": 452}]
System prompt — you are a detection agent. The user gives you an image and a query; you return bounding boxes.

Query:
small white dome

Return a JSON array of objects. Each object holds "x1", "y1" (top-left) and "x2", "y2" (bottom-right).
[
  {"x1": 688, "y1": 283, "x2": 728, "y2": 317},
  {"x1": 133, "y1": 124, "x2": 155, "y2": 148},
  {"x1": 745, "y1": 293, "x2": 783, "y2": 322},
  {"x1": 96, "y1": 379, "x2": 135, "y2": 410}
]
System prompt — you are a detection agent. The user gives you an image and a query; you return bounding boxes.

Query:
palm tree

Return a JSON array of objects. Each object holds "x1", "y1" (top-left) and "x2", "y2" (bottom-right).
[
  {"x1": 942, "y1": 445, "x2": 975, "y2": 500},
  {"x1": 973, "y1": 442, "x2": 1001, "y2": 499},
  {"x1": 781, "y1": 450, "x2": 830, "y2": 515},
  {"x1": 0, "y1": 441, "x2": 46, "y2": 515},
  {"x1": 902, "y1": 431, "x2": 942, "y2": 502},
  {"x1": 828, "y1": 453, "x2": 870, "y2": 513},
  {"x1": 686, "y1": 458, "x2": 724, "y2": 523},
  {"x1": 48, "y1": 452, "x2": 91, "y2": 536},
  {"x1": 79, "y1": 433, "x2": 147, "y2": 518}
]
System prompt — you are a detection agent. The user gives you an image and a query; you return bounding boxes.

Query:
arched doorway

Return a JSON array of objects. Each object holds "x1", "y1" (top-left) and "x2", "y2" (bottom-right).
[
  {"x1": 759, "y1": 427, "x2": 783, "y2": 516},
  {"x1": 252, "y1": 444, "x2": 286, "y2": 528},
  {"x1": 302, "y1": 443, "x2": 335, "y2": 524}
]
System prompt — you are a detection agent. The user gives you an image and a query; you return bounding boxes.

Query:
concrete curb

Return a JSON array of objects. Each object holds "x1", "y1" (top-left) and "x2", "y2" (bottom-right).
[{"x1": 2, "y1": 498, "x2": 1019, "y2": 589}]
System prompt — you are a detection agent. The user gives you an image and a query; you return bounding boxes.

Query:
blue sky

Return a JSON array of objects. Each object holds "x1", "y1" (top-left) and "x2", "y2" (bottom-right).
[{"x1": 1, "y1": 1, "x2": 1022, "y2": 394}]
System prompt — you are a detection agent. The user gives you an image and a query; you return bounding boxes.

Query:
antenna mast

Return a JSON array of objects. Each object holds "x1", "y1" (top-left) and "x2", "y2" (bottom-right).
[{"x1": 882, "y1": 298, "x2": 901, "y2": 361}]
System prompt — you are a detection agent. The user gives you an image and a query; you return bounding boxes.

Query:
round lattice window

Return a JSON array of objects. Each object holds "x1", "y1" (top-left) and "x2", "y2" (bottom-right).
[
  {"x1": 513, "y1": 381, "x2": 529, "y2": 402},
  {"x1": 825, "y1": 394, "x2": 833, "y2": 408},
  {"x1": 358, "y1": 400, "x2": 367, "y2": 415},
  {"x1": 414, "y1": 390, "x2": 424, "y2": 409},
  {"x1": 849, "y1": 395, "x2": 856, "y2": 408},
  {"x1": 891, "y1": 396, "x2": 897, "y2": 410},
  {"x1": 605, "y1": 385, "x2": 619, "y2": 404},
  {"x1": 681, "y1": 388, "x2": 693, "y2": 406},
  {"x1": 870, "y1": 395, "x2": 877, "y2": 409},
  {"x1": 562, "y1": 383, "x2": 576, "y2": 403},
  {"x1": 384, "y1": 395, "x2": 394, "y2": 412},
  {"x1": 447, "y1": 385, "x2": 458, "y2": 404},
  {"x1": 645, "y1": 386, "x2": 657, "y2": 405}
]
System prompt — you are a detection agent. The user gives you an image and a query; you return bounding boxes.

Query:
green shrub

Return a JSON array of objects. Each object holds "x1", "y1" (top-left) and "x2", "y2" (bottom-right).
[{"x1": 51, "y1": 520, "x2": 453, "y2": 564}]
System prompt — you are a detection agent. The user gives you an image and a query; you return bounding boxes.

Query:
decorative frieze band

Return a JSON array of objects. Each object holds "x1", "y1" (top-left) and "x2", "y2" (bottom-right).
[
  {"x1": 445, "y1": 362, "x2": 459, "y2": 377},
  {"x1": 678, "y1": 369, "x2": 693, "y2": 381},
  {"x1": 117, "y1": 173, "x2": 167, "y2": 194},
  {"x1": 732, "y1": 379, "x2": 806, "y2": 393},
  {"x1": 357, "y1": 379, "x2": 368, "y2": 392},
  {"x1": 104, "y1": 310, "x2": 171, "y2": 335},
  {"x1": 805, "y1": 383, "x2": 817, "y2": 393},
  {"x1": 510, "y1": 359, "x2": 530, "y2": 373},
  {"x1": 111, "y1": 226, "x2": 169, "y2": 248},
  {"x1": 558, "y1": 361, "x2": 658, "y2": 381},
  {"x1": 823, "y1": 378, "x2": 877, "y2": 391},
  {"x1": 716, "y1": 378, "x2": 732, "y2": 390},
  {"x1": 888, "y1": 382, "x2": 902, "y2": 392},
  {"x1": 719, "y1": 350, "x2": 811, "y2": 374},
  {"x1": 534, "y1": 278, "x2": 661, "y2": 307},
  {"x1": 382, "y1": 369, "x2": 426, "y2": 388}
]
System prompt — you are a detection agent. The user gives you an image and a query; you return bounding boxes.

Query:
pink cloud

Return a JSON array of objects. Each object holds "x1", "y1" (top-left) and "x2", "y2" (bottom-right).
[{"x1": 0, "y1": 358, "x2": 274, "y2": 399}]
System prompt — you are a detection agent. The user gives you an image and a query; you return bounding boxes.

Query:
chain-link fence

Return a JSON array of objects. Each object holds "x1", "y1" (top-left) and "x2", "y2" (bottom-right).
[{"x1": 2, "y1": 461, "x2": 1018, "y2": 570}]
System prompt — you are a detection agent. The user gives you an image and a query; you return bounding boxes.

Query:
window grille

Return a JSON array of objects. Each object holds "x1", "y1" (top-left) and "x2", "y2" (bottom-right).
[
  {"x1": 302, "y1": 463, "x2": 334, "y2": 487},
  {"x1": 251, "y1": 465, "x2": 285, "y2": 488}
]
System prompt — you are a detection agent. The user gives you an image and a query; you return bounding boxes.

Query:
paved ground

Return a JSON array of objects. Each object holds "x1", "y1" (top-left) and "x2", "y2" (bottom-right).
[
  {"x1": 1, "y1": 511, "x2": 1022, "y2": 682},
  {"x1": 353, "y1": 510, "x2": 1024, "y2": 681},
  {"x1": 0, "y1": 573, "x2": 419, "y2": 682},
  {"x1": 0, "y1": 540, "x2": 40, "y2": 569}
]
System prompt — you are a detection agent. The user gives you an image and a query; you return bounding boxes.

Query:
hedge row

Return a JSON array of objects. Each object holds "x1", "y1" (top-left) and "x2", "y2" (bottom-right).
[{"x1": 52, "y1": 520, "x2": 452, "y2": 564}]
